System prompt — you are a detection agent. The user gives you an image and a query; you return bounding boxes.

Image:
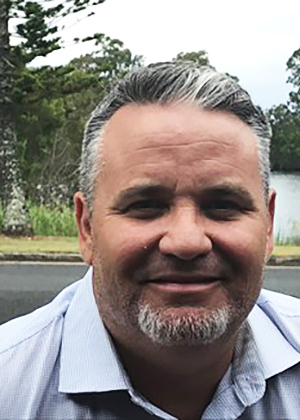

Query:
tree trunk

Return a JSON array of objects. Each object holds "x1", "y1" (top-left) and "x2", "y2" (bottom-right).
[{"x1": 0, "y1": 0, "x2": 32, "y2": 235}]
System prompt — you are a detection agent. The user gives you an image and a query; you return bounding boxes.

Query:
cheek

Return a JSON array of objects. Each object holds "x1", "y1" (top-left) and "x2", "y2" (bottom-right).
[
  {"x1": 214, "y1": 221, "x2": 268, "y2": 267},
  {"x1": 92, "y1": 219, "x2": 159, "y2": 267},
  {"x1": 214, "y1": 223, "x2": 268, "y2": 305}
]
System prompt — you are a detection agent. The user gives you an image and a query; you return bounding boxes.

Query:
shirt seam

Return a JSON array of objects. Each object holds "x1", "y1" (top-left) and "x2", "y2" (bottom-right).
[
  {"x1": 0, "y1": 313, "x2": 64, "y2": 356},
  {"x1": 259, "y1": 301, "x2": 300, "y2": 318}
]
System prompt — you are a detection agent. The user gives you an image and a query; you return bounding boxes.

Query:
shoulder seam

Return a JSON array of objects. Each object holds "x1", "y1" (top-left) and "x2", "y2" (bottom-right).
[{"x1": 0, "y1": 312, "x2": 64, "y2": 356}]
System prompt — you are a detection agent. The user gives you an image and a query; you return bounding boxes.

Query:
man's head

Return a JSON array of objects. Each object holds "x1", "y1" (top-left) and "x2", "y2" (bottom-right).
[
  {"x1": 75, "y1": 62, "x2": 275, "y2": 349},
  {"x1": 79, "y1": 62, "x2": 271, "y2": 214}
]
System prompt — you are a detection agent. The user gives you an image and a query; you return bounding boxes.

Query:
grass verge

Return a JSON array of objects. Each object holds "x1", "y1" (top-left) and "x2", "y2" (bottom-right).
[
  {"x1": 272, "y1": 245, "x2": 300, "y2": 257},
  {"x1": 0, "y1": 235, "x2": 79, "y2": 254}
]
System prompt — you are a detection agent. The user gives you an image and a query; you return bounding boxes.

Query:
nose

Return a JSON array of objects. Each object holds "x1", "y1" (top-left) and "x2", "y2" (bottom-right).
[{"x1": 158, "y1": 204, "x2": 213, "y2": 261}]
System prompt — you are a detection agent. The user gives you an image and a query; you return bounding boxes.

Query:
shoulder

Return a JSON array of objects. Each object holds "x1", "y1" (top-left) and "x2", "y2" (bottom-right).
[
  {"x1": 0, "y1": 279, "x2": 81, "y2": 355},
  {"x1": 245, "y1": 290, "x2": 300, "y2": 380},
  {"x1": 0, "y1": 279, "x2": 83, "y2": 418},
  {"x1": 252, "y1": 289, "x2": 300, "y2": 351},
  {"x1": 257, "y1": 289, "x2": 300, "y2": 318}
]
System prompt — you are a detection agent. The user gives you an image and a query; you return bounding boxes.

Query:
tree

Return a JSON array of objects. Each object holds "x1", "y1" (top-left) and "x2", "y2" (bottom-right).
[
  {"x1": 266, "y1": 47, "x2": 300, "y2": 172},
  {"x1": 0, "y1": 0, "x2": 33, "y2": 234},
  {"x1": 0, "y1": 0, "x2": 105, "y2": 234},
  {"x1": 268, "y1": 104, "x2": 300, "y2": 171},
  {"x1": 174, "y1": 50, "x2": 211, "y2": 67},
  {"x1": 15, "y1": 36, "x2": 143, "y2": 203},
  {"x1": 287, "y1": 48, "x2": 300, "y2": 110},
  {"x1": 173, "y1": 50, "x2": 239, "y2": 82}
]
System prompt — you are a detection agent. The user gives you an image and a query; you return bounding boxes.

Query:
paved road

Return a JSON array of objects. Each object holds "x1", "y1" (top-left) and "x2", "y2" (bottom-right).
[
  {"x1": 0, "y1": 263, "x2": 299, "y2": 325},
  {"x1": 0, "y1": 263, "x2": 88, "y2": 324}
]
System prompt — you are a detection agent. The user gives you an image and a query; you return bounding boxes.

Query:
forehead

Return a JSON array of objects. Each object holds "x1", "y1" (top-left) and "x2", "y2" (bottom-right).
[
  {"x1": 103, "y1": 102, "x2": 257, "y2": 145},
  {"x1": 100, "y1": 103, "x2": 259, "y2": 176}
]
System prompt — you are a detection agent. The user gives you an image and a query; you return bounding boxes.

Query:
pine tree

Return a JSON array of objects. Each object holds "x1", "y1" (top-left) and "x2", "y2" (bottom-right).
[{"x1": 0, "y1": 0, "x2": 105, "y2": 235}]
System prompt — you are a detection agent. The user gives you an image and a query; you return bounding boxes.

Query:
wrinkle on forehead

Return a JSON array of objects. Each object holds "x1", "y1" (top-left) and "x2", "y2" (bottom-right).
[
  {"x1": 102, "y1": 103, "x2": 258, "y2": 150},
  {"x1": 119, "y1": 135, "x2": 241, "y2": 155},
  {"x1": 100, "y1": 103, "x2": 261, "y2": 189},
  {"x1": 116, "y1": 142, "x2": 257, "y2": 176},
  {"x1": 113, "y1": 140, "x2": 257, "y2": 178}
]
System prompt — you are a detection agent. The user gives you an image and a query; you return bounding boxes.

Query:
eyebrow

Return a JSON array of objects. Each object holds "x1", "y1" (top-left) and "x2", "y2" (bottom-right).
[
  {"x1": 113, "y1": 185, "x2": 172, "y2": 207},
  {"x1": 206, "y1": 184, "x2": 256, "y2": 208},
  {"x1": 113, "y1": 183, "x2": 256, "y2": 209}
]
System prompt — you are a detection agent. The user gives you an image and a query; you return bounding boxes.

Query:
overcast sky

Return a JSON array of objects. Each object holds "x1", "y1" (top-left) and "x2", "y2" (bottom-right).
[{"x1": 32, "y1": 0, "x2": 300, "y2": 109}]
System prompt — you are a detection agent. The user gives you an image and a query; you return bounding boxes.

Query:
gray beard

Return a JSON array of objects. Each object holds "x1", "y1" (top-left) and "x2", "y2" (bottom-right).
[{"x1": 137, "y1": 304, "x2": 232, "y2": 346}]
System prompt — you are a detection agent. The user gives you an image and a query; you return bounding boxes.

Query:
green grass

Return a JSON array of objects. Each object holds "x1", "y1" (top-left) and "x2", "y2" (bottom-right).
[
  {"x1": 0, "y1": 235, "x2": 79, "y2": 254},
  {"x1": 272, "y1": 245, "x2": 300, "y2": 257},
  {"x1": 29, "y1": 205, "x2": 77, "y2": 237},
  {"x1": 0, "y1": 202, "x2": 77, "y2": 237}
]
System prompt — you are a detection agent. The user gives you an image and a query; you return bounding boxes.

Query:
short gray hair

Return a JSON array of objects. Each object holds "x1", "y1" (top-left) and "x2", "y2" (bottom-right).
[{"x1": 80, "y1": 61, "x2": 271, "y2": 212}]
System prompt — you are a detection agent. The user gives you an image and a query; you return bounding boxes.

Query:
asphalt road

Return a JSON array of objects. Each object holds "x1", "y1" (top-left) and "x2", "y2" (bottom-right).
[
  {"x1": 0, "y1": 263, "x2": 299, "y2": 325},
  {"x1": 0, "y1": 263, "x2": 88, "y2": 324}
]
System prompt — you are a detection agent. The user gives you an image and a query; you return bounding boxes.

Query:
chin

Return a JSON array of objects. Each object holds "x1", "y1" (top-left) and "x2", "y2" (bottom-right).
[{"x1": 137, "y1": 303, "x2": 238, "y2": 347}]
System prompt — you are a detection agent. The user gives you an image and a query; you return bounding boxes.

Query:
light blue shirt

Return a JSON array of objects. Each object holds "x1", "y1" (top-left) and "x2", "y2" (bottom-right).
[{"x1": 1, "y1": 268, "x2": 300, "y2": 419}]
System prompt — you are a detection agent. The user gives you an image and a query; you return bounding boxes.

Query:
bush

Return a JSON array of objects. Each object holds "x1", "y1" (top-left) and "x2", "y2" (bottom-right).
[
  {"x1": 275, "y1": 229, "x2": 300, "y2": 246},
  {"x1": 29, "y1": 204, "x2": 77, "y2": 236}
]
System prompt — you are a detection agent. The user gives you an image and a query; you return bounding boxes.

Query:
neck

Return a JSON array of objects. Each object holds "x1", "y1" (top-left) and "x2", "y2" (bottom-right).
[{"x1": 113, "y1": 335, "x2": 237, "y2": 420}]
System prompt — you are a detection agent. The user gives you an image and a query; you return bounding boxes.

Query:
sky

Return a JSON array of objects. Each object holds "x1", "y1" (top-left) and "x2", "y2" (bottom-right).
[{"x1": 30, "y1": 0, "x2": 300, "y2": 110}]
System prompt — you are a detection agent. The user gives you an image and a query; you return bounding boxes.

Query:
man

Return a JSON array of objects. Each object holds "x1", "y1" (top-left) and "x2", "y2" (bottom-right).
[{"x1": 1, "y1": 62, "x2": 300, "y2": 419}]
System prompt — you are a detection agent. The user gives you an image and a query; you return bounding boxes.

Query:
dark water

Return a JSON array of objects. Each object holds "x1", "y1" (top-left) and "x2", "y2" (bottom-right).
[{"x1": 270, "y1": 173, "x2": 300, "y2": 241}]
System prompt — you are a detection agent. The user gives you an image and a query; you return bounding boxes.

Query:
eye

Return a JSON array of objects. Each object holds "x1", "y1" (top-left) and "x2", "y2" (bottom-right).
[
  {"x1": 204, "y1": 199, "x2": 244, "y2": 220},
  {"x1": 122, "y1": 199, "x2": 169, "y2": 219}
]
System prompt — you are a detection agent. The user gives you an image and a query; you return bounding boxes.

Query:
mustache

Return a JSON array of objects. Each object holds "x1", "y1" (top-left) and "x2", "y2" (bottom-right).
[{"x1": 129, "y1": 253, "x2": 231, "y2": 282}]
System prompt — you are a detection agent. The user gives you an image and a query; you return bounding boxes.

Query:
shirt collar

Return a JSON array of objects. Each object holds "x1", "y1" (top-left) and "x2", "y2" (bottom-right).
[
  {"x1": 59, "y1": 267, "x2": 130, "y2": 393},
  {"x1": 203, "y1": 322, "x2": 266, "y2": 419},
  {"x1": 204, "y1": 305, "x2": 300, "y2": 419}
]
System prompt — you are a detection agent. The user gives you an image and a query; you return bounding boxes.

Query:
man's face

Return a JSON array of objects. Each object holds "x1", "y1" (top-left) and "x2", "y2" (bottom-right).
[{"x1": 76, "y1": 103, "x2": 275, "y2": 347}]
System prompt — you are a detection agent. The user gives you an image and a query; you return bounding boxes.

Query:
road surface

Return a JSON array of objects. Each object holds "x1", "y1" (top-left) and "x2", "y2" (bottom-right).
[{"x1": 0, "y1": 263, "x2": 299, "y2": 324}]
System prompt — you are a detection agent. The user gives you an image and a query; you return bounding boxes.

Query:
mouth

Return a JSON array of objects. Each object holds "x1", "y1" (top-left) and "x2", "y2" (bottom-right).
[{"x1": 145, "y1": 274, "x2": 221, "y2": 293}]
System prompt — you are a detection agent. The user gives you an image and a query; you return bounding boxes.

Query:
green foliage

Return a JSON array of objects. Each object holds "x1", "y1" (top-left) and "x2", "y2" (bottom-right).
[
  {"x1": 0, "y1": 202, "x2": 4, "y2": 231},
  {"x1": 29, "y1": 205, "x2": 77, "y2": 236},
  {"x1": 174, "y1": 50, "x2": 211, "y2": 67},
  {"x1": 79, "y1": 34, "x2": 143, "y2": 79},
  {"x1": 1, "y1": 0, "x2": 109, "y2": 234},
  {"x1": 287, "y1": 48, "x2": 300, "y2": 110},
  {"x1": 173, "y1": 51, "x2": 239, "y2": 82},
  {"x1": 264, "y1": 47, "x2": 300, "y2": 172},
  {"x1": 1, "y1": 201, "x2": 77, "y2": 236},
  {"x1": 11, "y1": 36, "x2": 143, "y2": 201},
  {"x1": 275, "y1": 231, "x2": 300, "y2": 246},
  {"x1": 10, "y1": 0, "x2": 106, "y2": 65},
  {"x1": 268, "y1": 104, "x2": 300, "y2": 171},
  {"x1": 14, "y1": 1, "x2": 60, "y2": 63}
]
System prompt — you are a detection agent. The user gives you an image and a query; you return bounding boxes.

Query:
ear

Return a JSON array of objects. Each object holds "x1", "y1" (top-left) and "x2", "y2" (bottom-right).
[
  {"x1": 266, "y1": 188, "x2": 276, "y2": 258},
  {"x1": 74, "y1": 191, "x2": 93, "y2": 265}
]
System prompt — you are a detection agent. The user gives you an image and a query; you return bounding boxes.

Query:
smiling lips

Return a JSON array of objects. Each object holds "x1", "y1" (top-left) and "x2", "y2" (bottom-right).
[{"x1": 146, "y1": 274, "x2": 221, "y2": 293}]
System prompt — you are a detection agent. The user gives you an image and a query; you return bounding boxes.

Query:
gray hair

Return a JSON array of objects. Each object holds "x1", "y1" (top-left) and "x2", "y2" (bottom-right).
[{"x1": 80, "y1": 61, "x2": 271, "y2": 212}]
